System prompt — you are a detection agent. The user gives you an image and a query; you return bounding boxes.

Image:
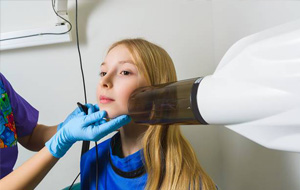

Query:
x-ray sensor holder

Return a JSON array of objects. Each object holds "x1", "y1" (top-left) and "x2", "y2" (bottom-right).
[{"x1": 128, "y1": 77, "x2": 208, "y2": 125}]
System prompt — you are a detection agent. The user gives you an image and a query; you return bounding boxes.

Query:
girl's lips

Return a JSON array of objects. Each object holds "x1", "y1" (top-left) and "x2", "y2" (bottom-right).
[{"x1": 99, "y1": 95, "x2": 115, "y2": 104}]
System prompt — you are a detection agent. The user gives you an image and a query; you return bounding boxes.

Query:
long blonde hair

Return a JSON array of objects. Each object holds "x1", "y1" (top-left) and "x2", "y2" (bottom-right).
[{"x1": 108, "y1": 38, "x2": 216, "y2": 190}]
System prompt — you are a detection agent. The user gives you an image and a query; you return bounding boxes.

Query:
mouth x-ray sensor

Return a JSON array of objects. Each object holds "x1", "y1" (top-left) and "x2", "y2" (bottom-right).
[{"x1": 128, "y1": 20, "x2": 300, "y2": 152}]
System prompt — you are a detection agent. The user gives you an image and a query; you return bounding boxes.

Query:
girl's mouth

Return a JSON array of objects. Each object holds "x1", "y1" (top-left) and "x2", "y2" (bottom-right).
[{"x1": 100, "y1": 95, "x2": 115, "y2": 104}]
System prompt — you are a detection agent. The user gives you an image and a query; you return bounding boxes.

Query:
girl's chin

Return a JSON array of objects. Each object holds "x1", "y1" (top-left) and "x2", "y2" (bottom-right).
[
  {"x1": 97, "y1": 104, "x2": 128, "y2": 118},
  {"x1": 105, "y1": 111, "x2": 128, "y2": 119}
]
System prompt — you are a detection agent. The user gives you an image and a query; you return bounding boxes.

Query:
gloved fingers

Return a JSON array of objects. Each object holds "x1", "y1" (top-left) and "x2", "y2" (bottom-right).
[
  {"x1": 85, "y1": 103, "x2": 94, "y2": 113},
  {"x1": 94, "y1": 119, "x2": 106, "y2": 126},
  {"x1": 99, "y1": 119, "x2": 106, "y2": 125},
  {"x1": 85, "y1": 103, "x2": 93, "y2": 108},
  {"x1": 87, "y1": 103, "x2": 102, "y2": 114},
  {"x1": 84, "y1": 115, "x2": 130, "y2": 141},
  {"x1": 94, "y1": 104, "x2": 100, "y2": 111},
  {"x1": 56, "y1": 122, "x2": 64, "y2": 131},
  {"x1": 83, "y1": 104, "x2": 99, "y2": 114},
  {"x1": 71, "y1": 107, "x2": 82, "y2": 115},
  {"x1": 95, "y1": 115, "x2": 131, "y2": 134},
  {"x1": 77, "y1": 112, "x2": 86, "y2": 117},
  {"x1": 84, "y1": 110, "x2": 107, "y2": 125},
  {"x1": 108, "y1": 115, "x2": 131, "y2": 128},
  {"x1": 58, "y1": 107, "x2": 86, "y2": 131},
  {"x1": 88, "y1": 105, "x2": 93, "y2": 115},
  {"x1": 66, "y1": 105, "x2": 86, "y2": 119}
]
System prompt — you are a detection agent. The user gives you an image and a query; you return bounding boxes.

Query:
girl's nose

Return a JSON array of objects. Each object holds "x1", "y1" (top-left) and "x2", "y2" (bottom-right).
[{"x1": 100, "y1": 75, "x2": 113, "y2": 89}]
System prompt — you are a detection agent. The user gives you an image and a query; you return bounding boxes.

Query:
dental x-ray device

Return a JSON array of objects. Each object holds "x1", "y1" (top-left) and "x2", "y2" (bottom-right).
[{"x1": 128, "y1": 20, "x2": 300, "y2": 153}]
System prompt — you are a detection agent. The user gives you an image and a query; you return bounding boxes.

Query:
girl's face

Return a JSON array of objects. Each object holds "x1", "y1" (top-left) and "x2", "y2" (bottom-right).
[{"x1": 96, "y1": 45, "x2": 148, "y2": 118}]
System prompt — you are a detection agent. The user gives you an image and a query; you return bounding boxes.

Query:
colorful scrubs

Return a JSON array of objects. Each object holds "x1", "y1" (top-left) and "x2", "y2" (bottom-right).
[
  {"x1": 0, "y1": 73, "x2": 38, "y2": 178},
  {"x1": 81, "y1": 133, "x2": 147, "y2": 190}
]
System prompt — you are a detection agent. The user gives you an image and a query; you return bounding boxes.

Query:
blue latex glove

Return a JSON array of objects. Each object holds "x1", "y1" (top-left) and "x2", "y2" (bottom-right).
[
  {"x1": 46, "y1": 105, "x2": 131, "y2": 158},
  {"x1": 56, "y1": 104, "x2": 94, "y2": 131}
]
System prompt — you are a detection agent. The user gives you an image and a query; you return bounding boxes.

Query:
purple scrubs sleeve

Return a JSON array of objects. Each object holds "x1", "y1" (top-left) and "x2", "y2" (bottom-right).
[{"x1": 0, "y1": 73, "x2": 39, "y2": 178}]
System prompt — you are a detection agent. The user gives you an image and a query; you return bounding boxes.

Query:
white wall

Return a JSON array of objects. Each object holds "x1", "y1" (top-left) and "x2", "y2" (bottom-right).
[{"x1": 0, "y1": 0, "x2": 300, "y2": 190}]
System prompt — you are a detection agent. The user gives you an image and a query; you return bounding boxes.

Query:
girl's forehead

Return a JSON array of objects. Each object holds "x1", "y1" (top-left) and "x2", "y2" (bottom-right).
[
  {"x1": 104, "y1": 46, "x2": 134, "y2": 63},
  {"x1": 108, "y1": 45, "x2": 131, "y2": 56}
]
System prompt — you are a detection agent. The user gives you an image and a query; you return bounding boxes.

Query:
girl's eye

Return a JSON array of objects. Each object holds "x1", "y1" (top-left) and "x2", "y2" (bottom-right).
[
  {"x1": 121, "y1": 71, "x2": 131, "y2": 75},
  {"x1": 99, "y1": 72, "x2": 107, "y2": 77}
]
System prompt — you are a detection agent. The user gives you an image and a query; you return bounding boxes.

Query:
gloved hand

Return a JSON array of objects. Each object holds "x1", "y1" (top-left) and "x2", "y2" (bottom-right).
[
  {"x1": 56, "y1": 104, "x2": 94, "y2": 131},
  {"x1": 46, "y1": 105, "x2": 131, "y2": 158}
]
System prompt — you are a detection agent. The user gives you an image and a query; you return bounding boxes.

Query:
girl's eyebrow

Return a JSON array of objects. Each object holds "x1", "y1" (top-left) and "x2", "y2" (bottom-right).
[
  {"x1": 101, "y1": 60, "x2": 135, "y2": 66},
  {"x1": 119, "y1": 60, "x2": 135, "y2": 65}
]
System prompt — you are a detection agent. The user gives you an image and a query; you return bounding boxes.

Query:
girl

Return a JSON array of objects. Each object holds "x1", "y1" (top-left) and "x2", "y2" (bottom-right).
[{"x1": 81, "y1": 38, "x2": 216, "y2": 190}]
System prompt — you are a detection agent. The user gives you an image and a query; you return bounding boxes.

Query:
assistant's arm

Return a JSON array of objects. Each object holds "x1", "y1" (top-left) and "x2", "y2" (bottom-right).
[
  {"x1": 18, "y1": 124, "x2": 58, "y2": 151},
  {"x1": 0, "y1": 147, "x2": 58, "y2": 190}
]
